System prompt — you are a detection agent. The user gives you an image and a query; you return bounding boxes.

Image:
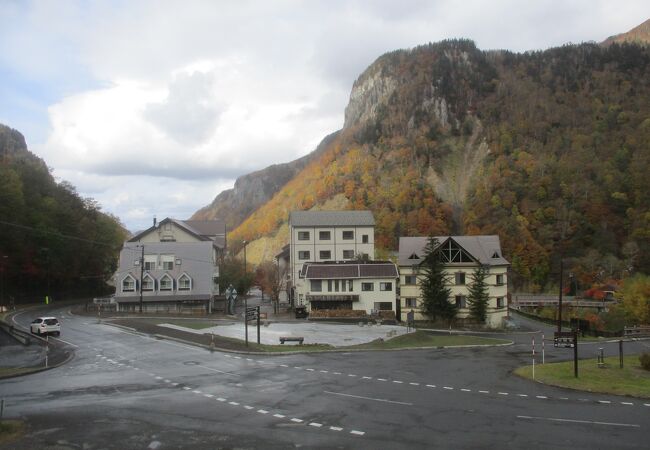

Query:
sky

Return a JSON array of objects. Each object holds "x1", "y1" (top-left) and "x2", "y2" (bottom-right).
[{"x1": 1, "y1": 0, "x2": 648, "y2": 232}]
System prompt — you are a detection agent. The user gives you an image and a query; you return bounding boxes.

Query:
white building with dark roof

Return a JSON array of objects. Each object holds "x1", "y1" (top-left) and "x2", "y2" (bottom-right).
[
  {"x1": 289, "y1": 210, "x2": 376, "y2": 307},
  {"x1": 300, "y1": 261, "x2": 398, "y2": 314},
  {"x1": 113, "y1": 217, "x2": 226, "y2": 313},
  {"x1": 398, "y1": 235, "x2": 509, "y2": 327}
]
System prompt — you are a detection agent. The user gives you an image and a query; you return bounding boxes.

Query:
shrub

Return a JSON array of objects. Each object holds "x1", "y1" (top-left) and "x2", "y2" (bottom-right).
[{"x1": 640, "y1": 353, "x2": 650, "y2": 371}]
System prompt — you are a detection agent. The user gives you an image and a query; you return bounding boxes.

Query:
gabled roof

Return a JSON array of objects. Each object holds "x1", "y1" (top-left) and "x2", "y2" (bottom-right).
[
  {"x1": 128, "y1": 217, "x2": 225, "y2": 247},
  {"x1": 398, "y1": 235, "x2": 509, "y2": 266},
  {"x1": 289, "y1": 210, "x2": 375, "y2": 227},
  {"x1": 303, "y1": 261, "x2": 398, "y2": 279}
]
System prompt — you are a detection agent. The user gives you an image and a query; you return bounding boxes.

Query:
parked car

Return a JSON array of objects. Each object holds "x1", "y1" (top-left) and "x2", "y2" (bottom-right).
[{"x1": 30, "y1": 317, "x2": 61, "y2": 336}]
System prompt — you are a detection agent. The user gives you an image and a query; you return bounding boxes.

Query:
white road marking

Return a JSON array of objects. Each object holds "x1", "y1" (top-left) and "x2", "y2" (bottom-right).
[
  {"x1": 182, "y1": 387, "x2": 191, "y2": 390},
  {"x1": 224, "y1": 354, "x2": 231, "y2": 358},
  {"x1": 348, "y1": 374, "x2": 357, "y2": 377},
  {"x1": 350, "y1": 430, "x2": 365, "y2": 436},
  {"x1": 644, "y1": 403, "x2": 650, "y2": 407},
  {"x1": 257, "y1": 409, "x2": 268, "y2": 414},
  {"x1": 498, "y1": 392, "x2": 509, "y2": 396},
  {"x1": 559, "y1": 397, "x2": 569, "y2": 400},
  {"x1": 621, "y1": 402, "x2": 634, "y2": 405},
  {"x1": 393, "y1": 380, "x2": 403, "y2": 384},
  {"x1": 461, "y1": 389, "x2": 471, "y2": 392},
  {"x1": 244, "y1": 406, "x2": 254, "y2": 410},
  {"x1": 204, "y1": 394, "x2": 214, "y2": 398},
  {"x1": 164, "y1": 380, "x2": 171, "y2": 383},
  {"x1": 216, "y1": 398, "x2": 226, "y2": 402},
  {"x1": 518, "y1": 394, "x2": 528, "y2": 397},
  {"x1": 320, "y1": 370, "x2": 328, "y2": 373},
  {"x1": 330, "y1": 426, "x2": 343, "y2": 431},
  {"x1": 273, "y1": 414, "x2": 285, "y2": 418},
  {"x1": 229, "y1": 402, "x2": 240, "y2": 406},
  {"x1": 479, "y1": 390, "x2": 489, "y2": 394},
  {"x1": 333, "y1": 372, "x2": 342, "y2": 375},
  {"x1": 377, "y1": 378, "x2": 387, "y2": 381},
  {"x1": 246, "y1": 358, "x2": 253, "y2": 361},
  {"x1": 155, "y1": 376, "x2": 163, "y2": 380},
  {"x1": 536, "y1": 396, "x2": 547, "y2": 399},
  {"x1": 306, "y1": 368, "x2": 314, "y2": 372},
  {"x1": 599, "y1": 400, "x2": 611, "y2": 404},
  {"x1": 443, "y1": 386, "x2": 454, "y2": 390},
  {"x1": 362, "y1": 376, "x2": 372, "y2": 380},
  {"x1": 309, "y1": 422, "x2": 323, "y2": 427},
  {"x1": 426, "y1": 384, "x2": 436, "y2": 388},
  {"x1": 171, "y1": 383, "x2": 179, "y2": 386},
  {"x1": 280, "y1": 364, "x2": 288, "y2": 367},
  {"x1": 234, "y1": 356, "x2": 241, "y2": 359},
  {"x1": 517, "y1": 415, "x2": 640, "y2": 428},
  {"x1": 294, "y1": 366, "x2": 302, "y2": 369},
  {"x1": 324, "y1": 390, "x2": 413, "y2": 406},
  {"x1": 291, "y1": 418, "x2": 303, "y2": 423}
]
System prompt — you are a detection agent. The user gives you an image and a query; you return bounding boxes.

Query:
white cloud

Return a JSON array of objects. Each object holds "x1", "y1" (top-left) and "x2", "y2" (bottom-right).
[{"x1": 3, "y1": 0, "x2": 650, "y2": 231}]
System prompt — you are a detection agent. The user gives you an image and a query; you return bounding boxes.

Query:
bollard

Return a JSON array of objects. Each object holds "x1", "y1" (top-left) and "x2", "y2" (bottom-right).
[{"x1": 598, "y1": 347, "x2": 604, "y2": 368}]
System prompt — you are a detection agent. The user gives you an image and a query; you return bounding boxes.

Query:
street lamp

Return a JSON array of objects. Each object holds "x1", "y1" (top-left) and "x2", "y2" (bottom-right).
[
  {"x1": 242, "y1": 240, "x2": 248, "y2": 273},
  {"x1": 1, "y1": 255, "x2": 7, "y2": 308}
]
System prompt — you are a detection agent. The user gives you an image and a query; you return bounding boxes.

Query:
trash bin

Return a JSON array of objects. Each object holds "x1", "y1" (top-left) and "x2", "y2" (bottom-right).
[{"x1": 294, "y1": 306, "x2": 308, "y2": 319}]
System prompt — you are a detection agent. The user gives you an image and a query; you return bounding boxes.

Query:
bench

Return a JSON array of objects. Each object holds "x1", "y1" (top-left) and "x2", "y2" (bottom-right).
[{"x1": 279, "y1": 336, "x2": 304, "y2": 345}]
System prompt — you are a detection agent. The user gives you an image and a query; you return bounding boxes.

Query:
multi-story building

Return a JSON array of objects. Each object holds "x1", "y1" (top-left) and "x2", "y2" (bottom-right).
[
  {"x1": 300, "y1": 261, "x2": 398, "y2": 314},
  {"x1": 288, "y1": 210, "x2": 375, "y2": 306},
  {"x1": 398, "y1": 235, "x2": 509, "y2": 327},
  {"x1": 113, "y1": 218, "x2": 225, "y2": 313}
]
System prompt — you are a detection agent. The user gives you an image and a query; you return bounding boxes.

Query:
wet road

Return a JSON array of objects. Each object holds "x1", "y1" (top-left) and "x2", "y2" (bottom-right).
[{"x1": 0, "y1": 306, "x2": 648, "y2": 449}]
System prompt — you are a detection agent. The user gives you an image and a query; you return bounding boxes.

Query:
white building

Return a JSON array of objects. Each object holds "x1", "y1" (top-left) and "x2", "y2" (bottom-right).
[
  {"x1": 398, "y1": 236, "x2": 509, "y2": 327},
  {"x1": 113, "y1": 218, "x2": 225, "y2": 313},
  {"x1": 300, "y1": 261, "x2": 398, "y2": 314},
  {"x1": 288, "y1": 210, "x2": 375, "y2": 306}
]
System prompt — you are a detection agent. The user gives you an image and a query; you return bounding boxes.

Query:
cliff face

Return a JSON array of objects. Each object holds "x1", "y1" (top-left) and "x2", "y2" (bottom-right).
[
  {"x1": 602, "y1": 18, "x2": 650, "y2": 46},
  {"x1": 191, "y1": 131, "x2": 339, "y2": 229}
]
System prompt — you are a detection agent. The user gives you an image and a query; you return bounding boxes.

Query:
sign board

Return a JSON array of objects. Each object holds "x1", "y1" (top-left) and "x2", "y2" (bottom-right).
[{"x1": 554, "y1": 331, "x2": 575, "y2": 348}]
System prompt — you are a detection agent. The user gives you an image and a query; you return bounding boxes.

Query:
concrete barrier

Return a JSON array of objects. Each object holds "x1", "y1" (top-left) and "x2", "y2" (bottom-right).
[{"x1": 0, "y1": 320, "x2": 31, "y2": 345}]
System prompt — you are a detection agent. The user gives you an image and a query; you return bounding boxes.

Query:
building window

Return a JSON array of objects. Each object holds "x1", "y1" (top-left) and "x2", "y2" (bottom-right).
[
  {"x1": 374, "y1": 302, "x2": 393, "y2": 311},
  {"x1": 319, "y1": 231, "x2": 331, "y2": 240},
  {"x1": 361, "y1": 282, "x2": 374, "y2": 291},
  {"x1": 122, "y1": 276, "x2": 135, "y2": 292},
  {"x1": 310, "y1": 280, "x2": 322, "y2": 292},
  {"x1": 178, "y1": 274, "x2": 191, "y2": 291},
  {"x1": 495, "y1": 274, "x2": 504, "y2": 286},
  {"x1": 362, "y1": 234, "x2": 369, "y2": 244},
  {"x1": 319, "y1": 250, "x2": 331, "y2": 260},
  {"x1": 142, "y1": 274, "x2": 155, "y2": 291},
  {"x1": 405, "y1": 297, "x2": 417, "y2": 308},
  {"x1": 160, "y1": 275, "x2": 173, "y2": 291},
  {"x1": 348, "y1": 280, "x2": 354, "y2": 291},
  {"x1": 298, "y1": 251, "x2": 310, "y2": 260},
  {"x1": 496, "y1": 297, "x2": 505, "y2": 308},
  {"x1": 342, "y1": 250, "x2": 354, "y2": 259},
  {"x1": 455, "y1": 272, "x2": 466, "y2": 285},
  {"x1": 455, "y1": 295, "x2": 466, "y2": 308},
  {"x1": 298, "y1": 231, "x2": 310, "y2": 240},
  {"x1": 342, "y1": 230, "x2": 354, "y2": 240},
  {"x1": 144, "y1": 261, "x2": 156, "y2": 271},
  {"x1": 404, "y1": 275, "x2": 417, "y2": 285},
  {"x1": 380, "y1": 282, "x2": 392, "y2": 291}
]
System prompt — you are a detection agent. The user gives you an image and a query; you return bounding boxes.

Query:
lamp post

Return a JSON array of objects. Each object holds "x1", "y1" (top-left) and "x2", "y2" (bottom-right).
[
  {"x1": 138, "y1": 245, "x2": 144, "y2": 313},
  {"x1": 558, "y1": 257, "x2": 563, "y2": 335},
  {"x1": 242, "y1": 240, "x2": 248, "y2": 273}
]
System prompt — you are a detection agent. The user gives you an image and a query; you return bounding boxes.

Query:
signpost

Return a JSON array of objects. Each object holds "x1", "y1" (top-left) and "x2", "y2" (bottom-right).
[{"x1": 245, "y1": 305, "x2": 261, "y2": 346}]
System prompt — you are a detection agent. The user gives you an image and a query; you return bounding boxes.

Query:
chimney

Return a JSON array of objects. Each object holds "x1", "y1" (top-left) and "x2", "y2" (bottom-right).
[{"x1": 153, "y1": 216, "x2": 157, "y2": 227}]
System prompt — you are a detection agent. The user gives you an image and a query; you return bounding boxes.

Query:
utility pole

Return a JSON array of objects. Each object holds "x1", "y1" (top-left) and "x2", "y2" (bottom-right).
[
  {"x1": 139, "y1": 245, "x2": 144, "y2": 313},
  {"x1": 243, "y1": 240, "x2": 248, "y2": 273},
  {"x1": 0, "y1": 255, "x2": 7, "y2": 307},
  {"x1": 558, "y1": 257, "x2": 563, "y2": 334}
]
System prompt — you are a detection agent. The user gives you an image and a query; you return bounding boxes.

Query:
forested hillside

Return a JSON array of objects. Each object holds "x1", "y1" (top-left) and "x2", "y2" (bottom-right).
[
  {"x1": 0, "y1": 124, "x2": 127, "y2": 301},
  {"x1": 209, "y1": 38, "x2": 649, "y2": 292}
]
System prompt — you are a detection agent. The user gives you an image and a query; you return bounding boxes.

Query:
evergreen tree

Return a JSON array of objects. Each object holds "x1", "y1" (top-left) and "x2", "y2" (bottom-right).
[
  {"x1": 467, "y1": 265, "x2": 489, "y2": 324},
  {"x1": 420, "y1": 237, "x2": 455, "y2": 324}
]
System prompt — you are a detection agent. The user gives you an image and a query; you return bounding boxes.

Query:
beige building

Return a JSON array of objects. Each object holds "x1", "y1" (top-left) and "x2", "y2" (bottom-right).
[
  {"x1": 398, "y1": 236, "x2": 509, "y2": 328},
  {"x1": 300, "y1": 261, "x2": 398, "y2": 314},
  {"x1": 289, "y1": 210, "x2": 375, "y2": 306}
]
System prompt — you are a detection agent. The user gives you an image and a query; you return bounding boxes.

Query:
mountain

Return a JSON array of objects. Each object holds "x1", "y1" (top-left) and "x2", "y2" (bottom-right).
[
  {"x1": 191, "y1": 131, "x2": 338, "y2": 230},
  {"x1": 194, "y1": 25, "x2": 650, "y2": 291},
  {"x1": 602, "y1": 18, "x2": 650, "y2": 46},
  {"x1": 0, "y1": 124, "x2": 127, "y2": 298}
]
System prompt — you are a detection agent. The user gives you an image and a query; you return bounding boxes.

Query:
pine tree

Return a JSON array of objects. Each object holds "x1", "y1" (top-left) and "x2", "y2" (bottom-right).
[
  {"x1": 420, "y1": 237, "x2": 455, "y2": 324},
  {"x1": 467, "y1": 265, "x2": 489, "y2": 324}
]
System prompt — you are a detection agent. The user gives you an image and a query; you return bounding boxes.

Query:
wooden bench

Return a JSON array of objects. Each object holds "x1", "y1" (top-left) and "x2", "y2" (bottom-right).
[{"x1": 279, "y1": 336, "x2": 304, "y2": 345}]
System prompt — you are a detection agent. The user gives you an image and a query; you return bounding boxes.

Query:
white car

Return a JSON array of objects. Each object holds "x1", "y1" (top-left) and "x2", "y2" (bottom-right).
[{"x1": 30, "y1": 317, "x2": 61, "y2": 336}]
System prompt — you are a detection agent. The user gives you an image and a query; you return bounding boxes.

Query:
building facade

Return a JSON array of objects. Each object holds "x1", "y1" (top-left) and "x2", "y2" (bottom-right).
[
  {"x1": 288, "y1": 210, "x2": 375, "y2": 306},
  {"x1": 113, "y1": 218, "x2": 225, "y2": 313},
  {"x1": 300, "y1": 261, "x2": 398, "y2": 314},
  {"x1": 398, "y1": 236, "x2": 509, "y2": 328}
]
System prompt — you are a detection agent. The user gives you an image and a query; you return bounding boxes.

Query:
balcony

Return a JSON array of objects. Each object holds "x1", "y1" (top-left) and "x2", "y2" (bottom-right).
[{"x1": 306, "y1": 294, "x2": 359, "y2": 302}]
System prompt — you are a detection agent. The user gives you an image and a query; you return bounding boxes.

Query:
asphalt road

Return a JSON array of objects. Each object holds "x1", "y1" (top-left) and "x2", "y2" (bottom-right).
[{"x1": 1, "y1": 305, "x2": 648, "y2": 449}]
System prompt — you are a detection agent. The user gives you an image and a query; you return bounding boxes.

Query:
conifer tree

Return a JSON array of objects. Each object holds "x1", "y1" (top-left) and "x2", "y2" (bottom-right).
[
  {"x1": 467, "y1": 265, "x2": 489, "y2": 324},
  {"x1": 420, "y1": 237, "x2": 455, "y2": 324}
]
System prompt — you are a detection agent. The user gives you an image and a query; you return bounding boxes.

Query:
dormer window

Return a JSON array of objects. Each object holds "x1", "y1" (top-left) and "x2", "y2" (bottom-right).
[
  {"x1": 142, "y1": 273, "x2": 155, "y2": 291},
  {"x1": 122, "y1": 275, "x2": 136, "y2": 292},
  {"x1": 160, "y1": 273, "x2": 173, "y2": 291},
  {"x1": 408, "y1": 253, "x2": 419, "y2": 260},
  {"x1": 492, "y1": 251, "x2": 500, "y2": 259},
  {"x1": 178, "y1": 273, "x2": 192, "y2": 291}
]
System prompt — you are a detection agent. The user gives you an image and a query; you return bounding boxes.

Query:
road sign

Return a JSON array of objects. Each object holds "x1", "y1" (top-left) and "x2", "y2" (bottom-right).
[{"x1": 554, "y1": 331, "x2": 574, "y2": 348}]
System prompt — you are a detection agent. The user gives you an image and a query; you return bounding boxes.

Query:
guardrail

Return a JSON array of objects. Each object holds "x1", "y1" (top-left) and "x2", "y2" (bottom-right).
[
  {"x1": 0, "y1": 319, "x2": 32, "y2": 345},
  {"x1": 624, "y1": 325, "x2": 650, "y2": 338}
]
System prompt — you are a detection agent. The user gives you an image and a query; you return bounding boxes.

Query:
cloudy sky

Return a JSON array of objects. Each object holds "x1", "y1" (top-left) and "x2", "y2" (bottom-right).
[{"x1": 1, "y1": 0, "x2": 648, "y2": 232}]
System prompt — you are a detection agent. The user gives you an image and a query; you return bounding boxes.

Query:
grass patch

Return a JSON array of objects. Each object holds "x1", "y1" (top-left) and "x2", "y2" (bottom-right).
[
  {"x1": 0, "y1": 420, "x2": 25, "y2": 445},
  {"x1": 0, "y1": 367, "x2": 43, "y2": 378},
  {"x1": 514, "y1": 355, "x2": 650, "y2": 398},
  {"x1": 350, "y1": 331, "x2": 510, "y2": 350}
]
